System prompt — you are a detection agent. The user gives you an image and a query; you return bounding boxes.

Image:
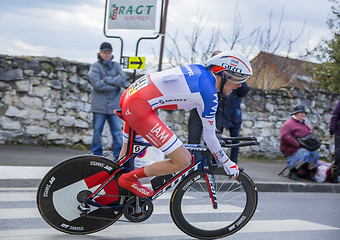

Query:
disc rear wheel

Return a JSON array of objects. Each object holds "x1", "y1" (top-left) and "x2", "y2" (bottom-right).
[{"x1": 36, "y1": 155, "x2": 129, "y2": 234}]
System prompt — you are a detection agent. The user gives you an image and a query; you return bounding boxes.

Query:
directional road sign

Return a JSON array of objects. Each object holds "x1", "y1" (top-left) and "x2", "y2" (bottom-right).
[{"x1": 122, "y1": 56, "x2": 145, "y2": 69}]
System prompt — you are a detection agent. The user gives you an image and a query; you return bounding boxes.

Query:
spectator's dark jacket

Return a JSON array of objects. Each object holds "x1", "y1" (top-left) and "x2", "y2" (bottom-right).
[
  {"x1": 330, "y1": 100, "x2": 340, "y2": 135},
  {"x1": 280, "y1": 117, "x2": 314, "y2": 157},
  {"x1": 216, "y1": 82, "x2": 250, "y2": 129},
  {"x1": 88, "y1": 60, "x2": 126, "y2": 114}
]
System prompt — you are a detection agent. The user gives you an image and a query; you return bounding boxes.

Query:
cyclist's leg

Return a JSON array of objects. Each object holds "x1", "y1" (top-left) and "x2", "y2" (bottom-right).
[
  {"x1": 120, "y1": 136, "x2": 191, "y2": 175},
  {"x1": 144, "y1": 145, "x2": 191, "y2": 176},
  {"x1": 119, "y1": 146, "x2": 191, "y2": 197},
  {"x1": 118, "y1": 97, "x2": 191, "y2": 197}
]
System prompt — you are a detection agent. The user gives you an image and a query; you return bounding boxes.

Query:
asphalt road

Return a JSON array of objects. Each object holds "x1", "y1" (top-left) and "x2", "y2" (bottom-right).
[{"x1": 0, "y1": 189, "x2": 339, "y2": 240}]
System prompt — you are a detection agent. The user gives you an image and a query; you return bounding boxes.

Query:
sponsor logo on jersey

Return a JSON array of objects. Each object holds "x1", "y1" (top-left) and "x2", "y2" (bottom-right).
[
  {"x1": 158, "y1": 98, "x2": 187, "y2": 104},
  {"x1": 129, "y1": 75, "x2": 150, "y2": 96},
  {"x1": 184, "y1": 65, "x2": 194, "y2": 76},
  {"x1": 216, "y1": 149, "x2": 225, "y2": 158},
  {"x1": 209, "y1": 93, "x2": 218, "y2": 116},
  {"x1": 146, "y1": 123, "x2": 170, "y2": 147},
  {"x1": 125, "y1": 109, "x2": 132, "y2": 115}
]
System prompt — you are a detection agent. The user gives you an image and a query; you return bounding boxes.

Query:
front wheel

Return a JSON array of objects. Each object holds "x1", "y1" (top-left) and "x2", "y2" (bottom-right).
[
  {"x1": 170, "y1": 169, "x2": 258, "y2": 239},
  {"x1": 36, "y1": 155, "x2": 129, "y2": 234}
]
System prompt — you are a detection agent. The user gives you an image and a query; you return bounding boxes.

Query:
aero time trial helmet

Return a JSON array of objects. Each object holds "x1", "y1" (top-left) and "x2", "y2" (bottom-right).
[{"x1": 205, "y1": 51, "x2": 252, "y2": 84}]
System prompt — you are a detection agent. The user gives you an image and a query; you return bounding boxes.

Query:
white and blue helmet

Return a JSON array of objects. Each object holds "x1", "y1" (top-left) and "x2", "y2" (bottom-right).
[{"x1": 205, "y1": 51, "x2": 253, "y2": 83}]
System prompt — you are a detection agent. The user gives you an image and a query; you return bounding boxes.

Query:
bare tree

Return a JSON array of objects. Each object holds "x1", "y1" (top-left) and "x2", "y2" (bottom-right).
[
  {"x1": 165, "y1": 8, "x2": 220, "y2": 67},
  {"x1": 245, "y1": 8, "x2": 309, "y2": 90},
  {"x1": 163, "y1": 6, "x2": 309, "y2": 91}
]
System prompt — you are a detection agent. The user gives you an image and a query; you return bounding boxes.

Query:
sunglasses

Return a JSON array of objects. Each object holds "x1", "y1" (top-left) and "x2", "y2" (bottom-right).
[{"x1": 222, "y1": 70, "x2": 249, "y2": 84}]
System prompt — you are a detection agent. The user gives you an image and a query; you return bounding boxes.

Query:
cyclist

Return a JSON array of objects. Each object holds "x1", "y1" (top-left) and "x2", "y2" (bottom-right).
[{"x1": 118, "y1": 51, "x2": 252, "y2": 197}]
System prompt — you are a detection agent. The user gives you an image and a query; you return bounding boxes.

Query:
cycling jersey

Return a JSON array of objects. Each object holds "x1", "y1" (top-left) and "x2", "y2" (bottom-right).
[{"x1": 119, "y1": 64, "x2": 229, "y2": 163}]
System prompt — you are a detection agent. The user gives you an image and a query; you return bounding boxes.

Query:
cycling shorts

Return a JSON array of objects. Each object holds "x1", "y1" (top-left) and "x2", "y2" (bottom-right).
[{"x1": 119, "y1": 81, "x2": 183, "y2": 155}]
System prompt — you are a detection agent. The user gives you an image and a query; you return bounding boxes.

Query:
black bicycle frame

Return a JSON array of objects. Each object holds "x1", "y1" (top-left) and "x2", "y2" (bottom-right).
[
  {"x1": 85, "y1": 124, "x2": 219, "y2": 209},
  {"x1": 85, "y1": 115, "x2": 258, "y2": 210}
]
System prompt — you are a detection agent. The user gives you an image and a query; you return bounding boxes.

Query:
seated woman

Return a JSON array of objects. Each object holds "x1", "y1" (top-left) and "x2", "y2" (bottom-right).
[{"x1": 280, "y1": 105, "x2": 319, "y2": 181}]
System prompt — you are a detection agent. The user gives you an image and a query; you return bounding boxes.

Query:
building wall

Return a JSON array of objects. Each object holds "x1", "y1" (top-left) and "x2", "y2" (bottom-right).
[
  {"x1": 247, "y1": 58, "x2": 287, "y2": 90},
  {"x1": 0, "y1": 55, "x2": 338, "y2": 159}
]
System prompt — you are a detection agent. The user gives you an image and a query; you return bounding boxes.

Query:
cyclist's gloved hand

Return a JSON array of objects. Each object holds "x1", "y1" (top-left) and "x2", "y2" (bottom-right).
[{"x1": 222, "y1": 159, "x2": 239, "y2": 178}]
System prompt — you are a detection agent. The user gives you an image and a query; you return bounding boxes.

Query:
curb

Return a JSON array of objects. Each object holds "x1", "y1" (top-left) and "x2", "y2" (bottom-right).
[{"x1": 255, "y1": 181, "x2": 340, "y2": 193}]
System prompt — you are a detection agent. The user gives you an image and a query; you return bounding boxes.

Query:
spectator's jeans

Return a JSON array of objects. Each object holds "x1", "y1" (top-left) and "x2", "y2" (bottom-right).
[
  {"x1": 91, "y1": 112, "x2": 123, "y2": 159},
  {"x1": 287, "y1": 148, "x2": 319, "y2": 169},
  {"x1": 219, "y1": 126, "x2": 240, "y2": 163}
]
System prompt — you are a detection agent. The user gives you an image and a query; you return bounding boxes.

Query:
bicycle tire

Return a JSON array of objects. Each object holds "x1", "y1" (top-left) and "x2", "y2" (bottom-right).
[
  {"x1": 36, "y1": 155, "x2": 129, "y2": 235},
  {"x1": 170, "y1": 169, "x2": 258, "y2": 239}
]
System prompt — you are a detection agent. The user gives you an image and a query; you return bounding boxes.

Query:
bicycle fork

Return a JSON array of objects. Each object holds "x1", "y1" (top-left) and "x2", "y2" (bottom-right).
[{"x1": 203, "y1": 166, "x2": 218, "y2": 209}]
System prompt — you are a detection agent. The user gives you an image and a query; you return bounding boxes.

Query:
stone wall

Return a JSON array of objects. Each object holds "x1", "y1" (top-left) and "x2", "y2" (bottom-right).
[{"x1": 0, "y1": 55, "x2": 338, "y2": 159}]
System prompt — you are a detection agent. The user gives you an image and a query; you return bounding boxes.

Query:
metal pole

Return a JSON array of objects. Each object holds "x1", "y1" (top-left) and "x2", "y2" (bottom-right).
[
  {"x1": 103, "y1": 0, "x2": 124, "y2": 64},
  {"x1": 158, "y1": 0, "x2": 169, "y2": 72}
]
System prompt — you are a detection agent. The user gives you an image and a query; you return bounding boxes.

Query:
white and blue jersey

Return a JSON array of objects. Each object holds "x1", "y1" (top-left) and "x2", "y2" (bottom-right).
[{"x1": 121, "y1": 64, "x2": 229, "y2": 162}]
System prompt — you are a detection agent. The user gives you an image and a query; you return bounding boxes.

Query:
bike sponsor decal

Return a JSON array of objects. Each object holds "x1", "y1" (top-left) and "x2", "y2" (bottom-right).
[
  {"x1": 152, "y1": 161, "x2": 201, "y2": 199},
  {"x1": 133, "y1": 145, "x2": 146, "y2": 154},
  {"x1": 182, "y1": 179, "x2": 193, "y2": 191},
  {"x1": 204, "y1": 168, "x2": 217, "y2": 207},
  {"x1": 60, "y1": 223, "x2": 84, "y2": 231},
  {"x1": 186, "y1": 146, "x2": 206, "y2": 152},
  {"x1": 43, "y1": 176, "x2": 55, "y2": 198},
  {"x1": 129, "y1": 75, "x2": 150, "y2": 96},
  {"x1": 228, "y1": 215, "x2": 247, "y2": 231},
  {"x1": 206, "y1": 172, "x2": 216, "y2": 194},
  {"x1": 90, "y1": 161, "x2": 113, "y2": 171}
]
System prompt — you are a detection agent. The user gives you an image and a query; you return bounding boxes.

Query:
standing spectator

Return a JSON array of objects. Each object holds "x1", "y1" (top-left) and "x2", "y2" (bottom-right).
[
  {"x1": 330, "y1": 100, "x2": 340, "y2": 183},
  {"x1": 187, "y1": 109, "x2": 203, "y2": 144},
  {"x1": 280, "y1": 105, "x2": 319, "y2": 181},
  {"x1": 88, "y1": 42, "x2": 126, "y2": 159},
  {"x1": 215, "y1": 82, "x2": 250, "y2": 163}
]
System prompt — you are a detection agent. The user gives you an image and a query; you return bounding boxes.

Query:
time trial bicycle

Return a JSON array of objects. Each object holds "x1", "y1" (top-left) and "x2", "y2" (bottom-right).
[{"x1": 37, "y1": 110, "x2": 259, "y2": 239}]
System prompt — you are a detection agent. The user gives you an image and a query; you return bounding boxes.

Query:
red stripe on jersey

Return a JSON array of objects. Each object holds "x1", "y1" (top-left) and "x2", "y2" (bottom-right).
[{"x1": 156, "y1": 104, "x2": 179, "y2": 111}]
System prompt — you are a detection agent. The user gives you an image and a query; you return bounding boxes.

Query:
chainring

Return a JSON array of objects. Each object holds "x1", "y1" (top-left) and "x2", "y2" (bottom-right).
[{"x1": 123, "y1": 197, "x2": 153, "y2": 222}]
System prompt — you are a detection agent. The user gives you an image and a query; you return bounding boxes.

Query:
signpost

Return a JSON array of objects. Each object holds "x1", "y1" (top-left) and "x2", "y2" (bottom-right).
[{"x1": 103, "y1": 0, "x2": 168, "y2": 79}]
